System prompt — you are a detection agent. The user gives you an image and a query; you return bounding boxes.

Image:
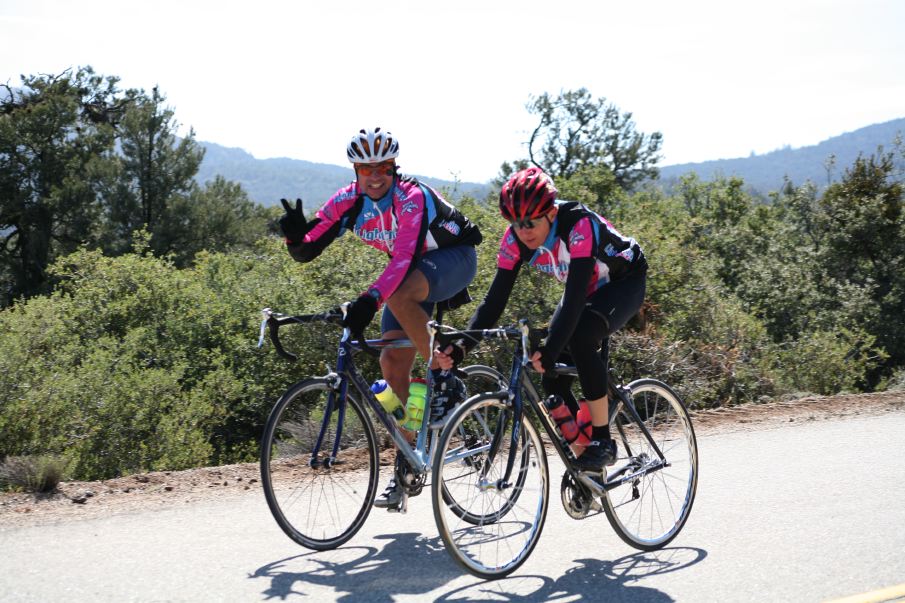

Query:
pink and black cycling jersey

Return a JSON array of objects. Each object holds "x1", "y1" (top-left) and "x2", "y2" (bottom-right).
[
  {"x1": 287, "y1": 175, "x2": 481, "y2": 303},
  {"x1": 496, "y1": 200, "x2": 645, "y2": 294},
  {"x1": 462, "y1": 200, "x2": 645, "y2": 359}
]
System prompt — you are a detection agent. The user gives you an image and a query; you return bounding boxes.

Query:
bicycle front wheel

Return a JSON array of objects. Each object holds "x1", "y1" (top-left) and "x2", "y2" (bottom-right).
[
  {"x1": 440, "y1": 365, "x2": 529, "y2": 524},
  {"x1": 260, "y1": 378, "x2": 379, "y2": 550},
  {"x1": 432, "y1": 393, "x2": 549, "y2": 579},
  {"x1": 603, "y1": 378, "x2": 698, "y2": 550}
]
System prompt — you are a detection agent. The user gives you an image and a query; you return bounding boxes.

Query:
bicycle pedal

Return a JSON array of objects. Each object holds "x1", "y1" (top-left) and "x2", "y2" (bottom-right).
[{"x1": 385, "y1": 496, "x2": 408, "y2": 514}]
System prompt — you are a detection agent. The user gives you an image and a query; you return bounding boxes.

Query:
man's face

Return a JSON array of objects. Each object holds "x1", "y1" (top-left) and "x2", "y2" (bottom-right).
[{"x1": 355, "y1": 160, "x2": 395, "y2": 198}]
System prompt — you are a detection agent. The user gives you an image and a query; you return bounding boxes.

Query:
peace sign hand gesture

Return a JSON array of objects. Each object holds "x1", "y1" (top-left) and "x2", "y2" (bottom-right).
[{"x1": 279, "y1": 198, "x2": 310, "y2": 242}]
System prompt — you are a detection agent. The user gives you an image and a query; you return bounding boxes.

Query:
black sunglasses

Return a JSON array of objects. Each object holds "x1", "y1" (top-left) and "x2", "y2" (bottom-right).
[{"x1": 510, "y1": 215, "x2": 547, "y2": 230}]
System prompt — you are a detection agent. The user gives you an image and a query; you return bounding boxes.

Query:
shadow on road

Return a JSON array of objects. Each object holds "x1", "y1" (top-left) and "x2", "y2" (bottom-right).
[
  {"x1": 436, "y1": 547, "x2": 708, "y2": 602},
  {"x1": 250, "y1": 531, "x2": 461, "y2": 601},
  {"x1": 250, "y1": 533, "x2": 706, "y2": 602}
]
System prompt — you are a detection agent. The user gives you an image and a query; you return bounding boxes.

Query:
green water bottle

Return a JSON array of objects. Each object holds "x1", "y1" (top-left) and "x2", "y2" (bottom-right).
[
  {"x1": 404, "y1": 378, "x2": 428, "y2": 431},
  {"x1": 371, "y1": 379, "x2": 406, "y2": 425}
]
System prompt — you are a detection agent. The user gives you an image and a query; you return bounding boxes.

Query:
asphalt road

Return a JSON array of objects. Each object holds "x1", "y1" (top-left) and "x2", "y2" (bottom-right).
[{"x1": 2, "y1": 412, "x2": 905, "y2": 602}]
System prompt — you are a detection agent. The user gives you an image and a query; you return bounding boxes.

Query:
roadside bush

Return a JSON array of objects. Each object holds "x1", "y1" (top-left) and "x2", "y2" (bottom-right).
[
  {"x1": 767, "y1": 328, "x2": 886, "y2": 395},
  {"x1": 0, "y1": 455, "x2": 66, "y2": 493},
  {"x1": 6, "y1": 187, "x2": 883, "y2": 481},
  {"x1": 887, "y1": 367, "x2": 905, "y2": 391},
  {"x1": 610, "y1": 332, "x2": 776, "y2": 409},
  {"x1": 0, "y1": 228, "x2": 395, "y2": 480}
]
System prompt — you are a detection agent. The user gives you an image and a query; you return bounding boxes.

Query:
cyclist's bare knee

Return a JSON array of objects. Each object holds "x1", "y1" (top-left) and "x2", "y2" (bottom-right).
[
  {"x1": 381, "y1": 344, "x2": 416, "y2": 400},
  {"x1": 386, "y1": 270, "x2": 429, "y2": 310}
]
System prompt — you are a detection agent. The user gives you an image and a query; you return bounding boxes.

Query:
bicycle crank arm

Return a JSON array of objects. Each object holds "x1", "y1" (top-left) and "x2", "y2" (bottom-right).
[{"x1": 575, "y1": 471, "x2": 607, "y2": 496}]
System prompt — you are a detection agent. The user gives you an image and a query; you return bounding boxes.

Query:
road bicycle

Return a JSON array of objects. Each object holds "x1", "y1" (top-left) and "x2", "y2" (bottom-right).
[
  {"x1": 256, "y1": 305, "x2": 518, "y2": 550},
  {"x1": 430, "y1": 320, "x2": 699, "y2": 579}
]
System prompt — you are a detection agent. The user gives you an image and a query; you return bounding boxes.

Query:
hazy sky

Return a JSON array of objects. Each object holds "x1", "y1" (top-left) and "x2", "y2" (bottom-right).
[{"x1": 2, "y1": 0, "x2": 904, "y2": 183}]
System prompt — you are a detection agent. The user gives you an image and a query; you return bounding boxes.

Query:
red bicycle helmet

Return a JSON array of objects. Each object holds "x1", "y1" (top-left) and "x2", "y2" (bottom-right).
[{"x1": 499, "y1": 167, "x2": 557, "y2": 222}]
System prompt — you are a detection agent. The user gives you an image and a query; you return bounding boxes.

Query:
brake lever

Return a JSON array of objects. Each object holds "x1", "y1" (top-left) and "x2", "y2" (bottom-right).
[{"x1": 257, "y1": 308, "x2": 272, "y2": 348}]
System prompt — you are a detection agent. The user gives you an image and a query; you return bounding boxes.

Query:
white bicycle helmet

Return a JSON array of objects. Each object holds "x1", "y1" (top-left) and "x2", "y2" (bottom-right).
[{"x1": 346, "y1": 127, "x2": 400, "y2": 164}]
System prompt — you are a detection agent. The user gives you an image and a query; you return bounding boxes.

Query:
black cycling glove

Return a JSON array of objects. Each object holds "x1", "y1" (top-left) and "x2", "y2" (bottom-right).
[
  {"x1": 533, "y1": 345, "x2": 557, "y2": 373},
  {"x1": 441, "y1": 340, "x2": 467, "y2": 368},
  {"x1": 343, "y1": 294, "x2": 378, "y2": 334},
  {"x1": 279, "y1": 198, "x2": 311, "y2": 242}
]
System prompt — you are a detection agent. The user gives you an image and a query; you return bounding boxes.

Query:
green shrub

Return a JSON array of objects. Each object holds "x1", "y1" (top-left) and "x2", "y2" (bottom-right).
[
  {"x1": 887, "y1": 367, "x2": 905, "y2": 391},
  {"x1": 768, "y1": 328, "x2": 887, "y2": 395},
  {"x1": 0, "y1": 228, "x2": 408, "y2": 480}
]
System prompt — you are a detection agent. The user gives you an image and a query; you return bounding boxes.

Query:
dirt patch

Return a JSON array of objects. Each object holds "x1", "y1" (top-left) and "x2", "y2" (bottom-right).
[
  {"x1": 3, "y1": 391, "x2": 904, "y2": 528},
  {"x1": 0, "y1": 447, "x2": 398, "y2": 528},
  {"x1": 690, "y1": 390, "x2": 905, "y2": 435}
]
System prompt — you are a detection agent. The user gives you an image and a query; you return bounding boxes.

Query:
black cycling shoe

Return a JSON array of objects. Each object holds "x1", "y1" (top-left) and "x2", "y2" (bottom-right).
[
  {"x1": 373, "y1": 452, "x2": 419, "y2": 510},
  {"x1": 373, "y1": 478, "x2": 403, "y2": 509},
  {"x1": 574, "y1": 438, "x2": 618, "y2": 472},
  {"x1": 429, "y1": 374, "x2": 466, "y2": 428}
]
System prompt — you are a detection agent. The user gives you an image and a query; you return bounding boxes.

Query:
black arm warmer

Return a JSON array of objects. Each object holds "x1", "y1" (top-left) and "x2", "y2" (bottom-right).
[
  {"x1": 286, "y1": 218, "x2": 340, "y2": 263},
  {"x1": 463, "y1": 265, "x2": 520, "y2": 351},
  {"x1": 542, "y1": 257, "x2": 596, "y2": 361}
]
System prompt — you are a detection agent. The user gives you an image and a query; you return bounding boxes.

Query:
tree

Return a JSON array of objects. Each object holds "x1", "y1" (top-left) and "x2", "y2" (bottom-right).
[
  {"x1": 818, "y1": 151, "x2": 903, "y2": 288},
  {"x1": 554, "y1": 163, "x2": 623, "y2": 216},
  {"x1": 524, "y1": 88, "x2": 663, "y2": 190},
  {"x1": 816, "y1": 150, "x2": 905, "y2": 370},
  {"x1": 105, "y1": 86, "x2": 204, "y2": 256},
  {"x1": 155, "y1": 176, "x2": 273, "y2": 266},
  {"x1": 0, "y1": 67, "x2": 124, "y2": 305}
]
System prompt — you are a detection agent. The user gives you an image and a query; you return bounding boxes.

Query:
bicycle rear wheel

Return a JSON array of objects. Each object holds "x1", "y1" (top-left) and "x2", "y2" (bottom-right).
[
  {"x1": 260, "y1": 378, "x2": 379, "y2": 550},
  {"x1": 432, "y1": 393, "x2": 549, "y2": 579},
  {"x1": 459, "y1": 364, "x2": 507, "y2": 397},
  {"x1": 603, "y1": 378, "x2": 698, "y2": 550}
]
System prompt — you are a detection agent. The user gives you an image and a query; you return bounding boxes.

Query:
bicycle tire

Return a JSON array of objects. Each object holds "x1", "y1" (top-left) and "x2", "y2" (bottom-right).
[
  {"x1": 438, "y1": 365, "x2": 530, "y2": 525},
  {"x1": 602, "y1": 378, "x2": 698, "y2": 550},
  {"x1": 260, "y1": 378, "x2": 380, "y2": 550},
  {"x1": 432, "y1": 393, "x2": 549, "y2": 579}
]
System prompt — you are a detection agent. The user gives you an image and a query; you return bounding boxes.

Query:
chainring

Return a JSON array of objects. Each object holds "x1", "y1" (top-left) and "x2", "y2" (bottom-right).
[{"x1": 560, "y1": 471, "x2": 593, "y2": 519}]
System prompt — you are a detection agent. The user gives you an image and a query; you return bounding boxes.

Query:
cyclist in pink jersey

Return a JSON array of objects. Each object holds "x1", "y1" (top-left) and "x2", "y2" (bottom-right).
[
  {"x1": 278, "y1": 127, "x2": 482, "y2": 508},
  {"x1": 436, "y1": 167, "x2": 647, "y2": 472}
]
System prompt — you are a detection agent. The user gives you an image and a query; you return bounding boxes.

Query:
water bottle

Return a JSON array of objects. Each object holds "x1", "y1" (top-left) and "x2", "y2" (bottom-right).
[
  {"x1": 371, "y1": 379, "x2": 406, "y2": 425},
  {"x1": 403, "y1": 378, "x2": 428, "y2": 431},
  {"x1": 544, "y1": 395, "x2": 582, "y2": 444},
  {"x1": 574, "y1": 400, "x2": 593, "y2": 447}
]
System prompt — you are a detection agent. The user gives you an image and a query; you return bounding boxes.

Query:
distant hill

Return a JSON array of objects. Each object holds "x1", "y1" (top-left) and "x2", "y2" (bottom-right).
[
  {"x1": 195, "y1": 142, "x2": 492, "y2": 207},
  {"x1": 659, "y1": 118, "x2": 905, "y2": 195},
  {"x1": 196, "y1": 118, "x2": 905, "y2": 205}
]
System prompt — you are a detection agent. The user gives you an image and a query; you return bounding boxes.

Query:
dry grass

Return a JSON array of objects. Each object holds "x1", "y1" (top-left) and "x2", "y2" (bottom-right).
[{"x1": 0, "y1": 455, "x2": 66, "y2": 493}]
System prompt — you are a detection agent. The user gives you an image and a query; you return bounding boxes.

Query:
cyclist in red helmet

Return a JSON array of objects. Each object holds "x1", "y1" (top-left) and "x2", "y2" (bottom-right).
[{"x1": 437, "y1": 166, "x2": 647, "y2": 471}]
